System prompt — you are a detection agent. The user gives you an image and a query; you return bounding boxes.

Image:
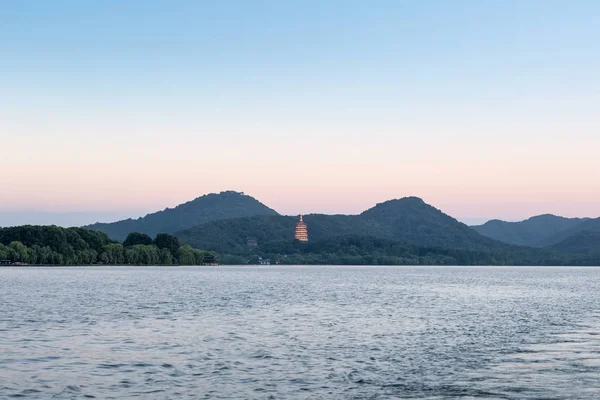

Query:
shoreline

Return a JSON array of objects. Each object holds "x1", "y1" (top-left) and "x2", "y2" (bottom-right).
[{"x1": 1, "y1": 264, "x2": 598, "y2": 268}]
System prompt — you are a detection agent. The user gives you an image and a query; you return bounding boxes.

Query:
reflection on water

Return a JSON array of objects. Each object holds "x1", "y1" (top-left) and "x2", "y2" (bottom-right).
[{"x1": 0, "y1": 266, "x2": 599, "y2": 399}]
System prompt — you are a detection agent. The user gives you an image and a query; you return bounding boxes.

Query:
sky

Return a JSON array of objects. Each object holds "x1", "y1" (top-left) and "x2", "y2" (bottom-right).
[{"x1": 1, "y1": 0, "x2": 599, "y2": 226}]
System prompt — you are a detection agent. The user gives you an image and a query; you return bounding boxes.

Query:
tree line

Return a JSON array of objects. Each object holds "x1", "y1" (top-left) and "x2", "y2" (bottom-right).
[
  {"x1": 0, "y1": 226, "x2": 216, "y2": 266},
  {"x1": 222, "y1": 235, "x2": 592, "y2": 266}
]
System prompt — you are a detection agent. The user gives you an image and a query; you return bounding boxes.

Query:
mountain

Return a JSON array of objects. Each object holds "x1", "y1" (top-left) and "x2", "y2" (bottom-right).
[
  {"x1": 176, "y1": 214, "x2": 377, "y2": 254},
  {"x1": 359, "y1": 197, "x2": 497, "y2": 248},
  {"x1": 471, "y1": 214, "x2": 588, "y2": 247},
  {"x1": 548, "y1": 230, "x2": 600, "y2": 257},
  {"x1": 539, "y1": 217, "x2": 600, "y2": 247},
  {"x1": 86, "y1": 191, "x2": 279, "y2": 241},
  {"x1": 177, "y1": 196, "x2": 504, "y2": 254}
]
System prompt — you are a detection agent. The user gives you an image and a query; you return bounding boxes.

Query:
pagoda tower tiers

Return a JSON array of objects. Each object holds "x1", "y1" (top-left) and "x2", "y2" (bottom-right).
[{"x1": 294, "y1": 215, "x2": 309, "y2": 242}]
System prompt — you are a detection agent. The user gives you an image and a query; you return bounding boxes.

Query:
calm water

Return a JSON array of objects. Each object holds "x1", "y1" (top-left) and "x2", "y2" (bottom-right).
[{"x1": 1, "y1": 266, "x2": 599, "y2": 399}]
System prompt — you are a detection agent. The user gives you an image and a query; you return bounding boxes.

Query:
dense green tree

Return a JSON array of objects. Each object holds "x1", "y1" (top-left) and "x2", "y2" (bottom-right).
[
  {"x1": 0, "y1": 225, "x2": 209, "y2": 266},
  {"x1": 123, "y1": 245, "x2": 159, "y2": 265},
  {"x1": 193, "y1": 249, "x2": 209, "y2": 265},
  {"x1": 28, "y1": 245, "x2": 40, "y2": 264},
  {"x1": 99, "y1": 243, "x2": 125, "y2": 265},
  {"x1": 38, "y1": 246, "x2": 54, "y2": 264},
  {"x1": 124, "y1": 247, "x2": 138, "y2": 264},
  {"x1": 154, "y1": 233, "x2": 180, "y2": 258},
  {"x1": 159, "y1": 248, "x2": 174, "y2": 265},
  {"x1": 51, "y1": 252, "x2": 64, "y2": 265},
  {"x1": 75, "y1": 249, "x2": 97, "y2": 265},
  {"x1": 0, "y1": 243, "x2": 8, "y2": 260},
  {"x1": 123, "y1": 232, "x2": 153, "y2": 247},
  {"x1": 9, "y1": 241, "x2": 28, "y2": 262},
  {"x1": 178, "y1": 245, "x2": 195, "y2": 265}
]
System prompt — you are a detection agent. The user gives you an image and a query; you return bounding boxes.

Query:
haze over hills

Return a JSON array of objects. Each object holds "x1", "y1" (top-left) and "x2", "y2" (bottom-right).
[
  {"x1": 471, "y1": 215, "x2": 589, "y2": 247},
  {"x1": 85, "y1": 191, "x2": 278, "y2": 241}
]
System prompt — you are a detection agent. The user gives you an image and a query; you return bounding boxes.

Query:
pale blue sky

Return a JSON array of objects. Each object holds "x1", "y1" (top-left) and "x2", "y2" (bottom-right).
[{"x1": 1, "y1": 1, "x2": 599, "y2": 226}]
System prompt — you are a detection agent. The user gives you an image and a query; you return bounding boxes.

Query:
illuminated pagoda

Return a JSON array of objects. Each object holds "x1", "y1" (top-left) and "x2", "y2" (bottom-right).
[{"x1": 294, "y1": 215, "x2": 309, "y2": 242}]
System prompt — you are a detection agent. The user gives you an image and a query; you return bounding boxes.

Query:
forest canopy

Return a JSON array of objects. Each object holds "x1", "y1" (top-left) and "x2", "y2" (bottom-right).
[{"x1": 0, "y1": 226, "x2": 214, "y2": 266}]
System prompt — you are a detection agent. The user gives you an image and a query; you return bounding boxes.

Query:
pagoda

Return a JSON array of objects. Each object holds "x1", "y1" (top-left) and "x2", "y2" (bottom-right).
[{"x1": 294, "y1": 215, "x2": 309, "y2": 242}]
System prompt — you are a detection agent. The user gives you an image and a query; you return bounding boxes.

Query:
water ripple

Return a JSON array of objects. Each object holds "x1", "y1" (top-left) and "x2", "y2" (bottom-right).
[{"x1": 0, "y1": 266, "x2": 599, "y2": 398}]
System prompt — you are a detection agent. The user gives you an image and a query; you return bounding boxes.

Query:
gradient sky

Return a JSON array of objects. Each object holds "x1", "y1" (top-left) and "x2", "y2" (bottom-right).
[{"x1": 2, "y1": 0, "x2": 599, "y2": 226}]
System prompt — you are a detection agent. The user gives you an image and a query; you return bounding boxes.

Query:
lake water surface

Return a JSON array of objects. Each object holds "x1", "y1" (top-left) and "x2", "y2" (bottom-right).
[{"x1": 1, "y1": 266, "x2": 599, "y2": 399}]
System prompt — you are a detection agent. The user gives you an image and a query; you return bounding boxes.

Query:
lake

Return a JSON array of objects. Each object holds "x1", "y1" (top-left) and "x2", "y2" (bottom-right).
[{"x1": 1, "y1": 266, "x2": 599, "y2": 399}]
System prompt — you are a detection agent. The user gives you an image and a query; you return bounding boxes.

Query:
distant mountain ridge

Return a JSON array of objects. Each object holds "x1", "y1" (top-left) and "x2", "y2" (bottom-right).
[
  {"x1": 177, "y1": 196, "x2": 503, "y2": 253},
  {"x1": 549, "y1": 230, "x2": 600, "y2": 256},
  {"x1": 85, "y1": 191, "x2": 279, "y2": 241},
  {"x1": 538, "y1": 217, "x2": 600, "y2": 247},
  {"x1": 83, "y1": 190, "x2": 599, "y2": 264},
  {"x1": 471, "y1": 214, "x2": 589, "y2": 247}
]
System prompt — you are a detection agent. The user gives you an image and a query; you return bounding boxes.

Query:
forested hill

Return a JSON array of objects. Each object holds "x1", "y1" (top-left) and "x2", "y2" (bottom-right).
[
  {"x1": 539, "y1": 218, "x2": 600, "y2": 247},
  {"x1": 250, "y1": 235, "x2": 571, "y2": 266},
  {"x1": 359, "y1": 197, "x2": 496, "y2": 248},
  {"x1": 86, "y1": 191, "x2": 279, "y2": 241},
  {"x1": 548, "y1": 231, "x2": 600, "y2": 257},
  {"x1": 471, "y1": 214, "x2": 588, "y2": 246},
  {"x1": 177, "y1": 197, "x2": 504, "y2": 253}
]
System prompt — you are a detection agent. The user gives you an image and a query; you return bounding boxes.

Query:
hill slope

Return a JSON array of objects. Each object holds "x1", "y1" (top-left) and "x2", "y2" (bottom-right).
[
  {"x1": 176, "y1": 214, "x2": 375, "y2": 253},
  {"x1": 177, "y1": 197, "x2": 506, "y2": 253},
  {"x1": 255, "y1": 235, "x2": 568, "y2": 266},
  {"x1": 360, "y1": 197, "x2": 497, "y2": 248},
  {"x1": 86, "y1": 191, "x2": 279, "y2": 241},
  {"x1": 548, "y1": 230, "x2": 600, "y2": 256},
  {"x1": 471, "y1": 214, "x2": 588, "y2": 247},
  {"x1": 539, "y1": 218, "x2": 600, "y2": 247}
]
